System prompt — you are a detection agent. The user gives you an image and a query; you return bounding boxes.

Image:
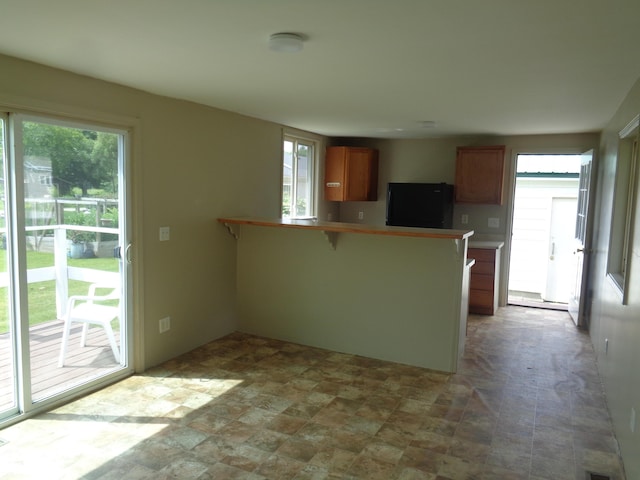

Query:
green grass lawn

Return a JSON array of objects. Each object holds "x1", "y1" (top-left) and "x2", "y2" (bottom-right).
[{"x1": 0, "y1": 251, "x2": 119, "y2": 334}]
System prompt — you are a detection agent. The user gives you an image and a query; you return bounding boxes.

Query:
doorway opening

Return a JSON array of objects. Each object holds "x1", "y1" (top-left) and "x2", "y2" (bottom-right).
[{"x1": 508, "y1": 154, "x2": 582, "y2": 309}]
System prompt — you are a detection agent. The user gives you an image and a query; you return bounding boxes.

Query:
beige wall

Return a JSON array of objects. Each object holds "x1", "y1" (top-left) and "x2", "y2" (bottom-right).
[
  {"x1": 589, "y1": 76, "x2": 640, "y2": 479},
  {"x1": 0, "y1": 53, "x2": 306, "y2": 368}
]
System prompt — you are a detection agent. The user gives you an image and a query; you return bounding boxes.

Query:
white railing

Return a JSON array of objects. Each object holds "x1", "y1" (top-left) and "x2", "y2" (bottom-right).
[{"x1": 0, "y1": 225, "x2": 119, "y2": 319}]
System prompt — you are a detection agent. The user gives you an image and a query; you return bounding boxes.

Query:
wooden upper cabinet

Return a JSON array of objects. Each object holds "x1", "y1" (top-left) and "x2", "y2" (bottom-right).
[
  {"x1": 455, "y1": 145, "x2": 506, "y2": 205},
  {"x1": 324, "y1": 146, "x2": 379, "y2": 201}
]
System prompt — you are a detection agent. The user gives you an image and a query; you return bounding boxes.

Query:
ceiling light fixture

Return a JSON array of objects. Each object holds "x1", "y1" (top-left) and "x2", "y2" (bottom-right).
[
  {"x1": 418, "y1": 120, "x2": 437, "y2": 129},
  {"x1": 269, "y1": 32, "x2": 304, "y2": 53}
]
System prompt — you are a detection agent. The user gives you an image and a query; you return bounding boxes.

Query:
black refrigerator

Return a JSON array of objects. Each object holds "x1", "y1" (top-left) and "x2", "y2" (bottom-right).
[{"x1": 386, "y1": 182, "x2": 454, "y2": 229}]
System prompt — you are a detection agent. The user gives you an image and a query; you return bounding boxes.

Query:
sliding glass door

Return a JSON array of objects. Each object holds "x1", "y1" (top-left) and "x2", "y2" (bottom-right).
[
  {"x1": 0, "y1": 115, "x2": 18, "y2": 419},
  {"x1": 0, "y1": 112, "x2": 132, "y2": 422}
]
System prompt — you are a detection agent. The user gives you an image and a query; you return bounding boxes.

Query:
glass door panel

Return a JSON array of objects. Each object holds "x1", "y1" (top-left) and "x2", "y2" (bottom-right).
[
  {"x1": 18, "y1": 117, "x2": 127, "y2": 403},
  {"x1": 0, "y1": 116, "x2": 18, "y2": 419}
]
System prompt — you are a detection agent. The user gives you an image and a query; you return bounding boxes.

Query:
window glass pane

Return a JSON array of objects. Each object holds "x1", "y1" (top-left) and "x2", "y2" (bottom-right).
[
  {"x1": 620, "y1": 138, "x2": 638, "y2": 276},
  {"x1": 607, "y1": 116, "x2": 639, "y2": 303},
  {"x1": 295, "y1": 142, "x2": 312, "y2": 217},
  {"x1": 282, "y1": 140, "x2": 293, "y2": 218},
  {"x1": 282, "y1": 137, "x2": 315, "y2": 219}
]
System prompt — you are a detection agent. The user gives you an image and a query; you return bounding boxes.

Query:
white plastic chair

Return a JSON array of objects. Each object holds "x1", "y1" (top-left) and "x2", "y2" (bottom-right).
[{"x1": 58, "y1": 283, "x2": 120, "y2": 367}]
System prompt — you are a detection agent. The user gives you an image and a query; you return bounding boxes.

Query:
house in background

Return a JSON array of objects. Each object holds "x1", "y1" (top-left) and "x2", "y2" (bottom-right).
[
  {"x1": 0, "y1": 1, "x2": 639, "y2": 477},
  {"x1": 24, "y1": 156, "x2": 54, "y2": 198}
]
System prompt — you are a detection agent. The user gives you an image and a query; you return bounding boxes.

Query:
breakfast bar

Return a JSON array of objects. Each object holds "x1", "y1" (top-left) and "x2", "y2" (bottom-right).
[{"x1": 219, "y1": 217, "x2": 475, "y2": 373}]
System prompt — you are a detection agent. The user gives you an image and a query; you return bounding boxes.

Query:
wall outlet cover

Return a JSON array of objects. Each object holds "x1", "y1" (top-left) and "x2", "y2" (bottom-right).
[
  {"x1": 159, "y1": 226, "x2": 171, "y2": 241},
  {"x1": 488, "y1": 217, "x2": 500, "y2": 228}
]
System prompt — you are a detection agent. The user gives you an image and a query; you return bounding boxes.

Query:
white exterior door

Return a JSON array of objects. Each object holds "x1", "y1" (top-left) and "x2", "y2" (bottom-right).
[
  {"x1": 544, "y1": 197, "x2": 578, "y2": 302},
  {"x1": 568, "y1": 150, "x2": 595, "y2": 326}
]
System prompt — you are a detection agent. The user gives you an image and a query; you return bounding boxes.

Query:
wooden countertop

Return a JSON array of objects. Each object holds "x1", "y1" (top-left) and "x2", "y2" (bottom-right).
[
  {"x1": 468, "y1": 240, "x2": 504, "y2": 249},
  {"x1": 218, "y1": 217, "x2": 474, "y2": 240}
]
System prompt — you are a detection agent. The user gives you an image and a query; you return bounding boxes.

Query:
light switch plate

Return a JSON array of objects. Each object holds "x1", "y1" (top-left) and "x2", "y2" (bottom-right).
[{"x1": 159, "y1": 316, "x2": 171, "y2": 333}]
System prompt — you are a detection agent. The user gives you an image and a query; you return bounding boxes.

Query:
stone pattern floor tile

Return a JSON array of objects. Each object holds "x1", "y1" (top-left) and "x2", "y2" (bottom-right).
[{"x1": 0, "y1": 306, "x2": 627, "y2": 479}]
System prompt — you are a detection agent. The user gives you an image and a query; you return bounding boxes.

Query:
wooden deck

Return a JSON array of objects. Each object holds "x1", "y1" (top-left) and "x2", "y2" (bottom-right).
[{"x1": 0, "y1": 320, "x2": 121, "y2": 410}]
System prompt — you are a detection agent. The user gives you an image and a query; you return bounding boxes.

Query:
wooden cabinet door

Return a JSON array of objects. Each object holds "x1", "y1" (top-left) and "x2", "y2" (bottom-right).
[
  {"x1": 325, "y1": 147, "x2": 378, "y2": 201},
  {"x1": 455, "y1": 146, "x2": 505, "y2": 204},
  {"x1": 325, "y1": 147, "x2": 347, "y2": 201},
  {"x1": 345, "y1": 148, "x2": 378, "y2": 201}
]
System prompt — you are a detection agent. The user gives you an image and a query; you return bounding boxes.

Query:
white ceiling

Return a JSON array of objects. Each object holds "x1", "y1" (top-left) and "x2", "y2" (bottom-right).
[{"x1": 1, "y1": 0, "x2": 639, "y2": 139}]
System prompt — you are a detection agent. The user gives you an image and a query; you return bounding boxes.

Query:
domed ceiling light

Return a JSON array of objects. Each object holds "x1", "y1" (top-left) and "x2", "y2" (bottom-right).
[
  {"x1": 269, "y1": 33, "x2": 304, "y2": 53},
  {"x1": 418, "y1": 120, "x2": 437, "y2": 129}
]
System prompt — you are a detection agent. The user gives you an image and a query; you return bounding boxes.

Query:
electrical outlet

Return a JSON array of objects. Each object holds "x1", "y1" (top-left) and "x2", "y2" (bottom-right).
[
  {"x1": 488, "y1": 217, "x2": 500, "y2": 228},
  {"x1": 159, "y1": 317, "x2": 171, "y2": 333},
  {"x1": 358, "y1": 211, "x2": 364, "y2": 220},
  {"x1": 461, "y1": 214, "x2": 469, "y2": 225},
  {"x1": 159, "y1": 226, "x2": 170, "y2": 241},
  {"x1": 327, "y1": 212, "x2": 333, "y2": 221}
]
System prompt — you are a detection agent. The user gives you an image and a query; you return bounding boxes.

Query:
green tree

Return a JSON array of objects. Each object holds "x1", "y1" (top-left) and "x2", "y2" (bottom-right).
[
  {"x1": 23, "y1": 122, "x2": 94, "y2": 196},
  {"x1": 90, "y1": 132, "x2": 118, "y2": 194}
]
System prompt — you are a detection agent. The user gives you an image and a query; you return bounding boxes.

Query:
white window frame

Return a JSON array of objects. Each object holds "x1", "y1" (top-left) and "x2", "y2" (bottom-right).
[
  {"x1": 607, "y1": 114, "x2": 639, "y2": 304},
  {"x1": 39, "y1": 174, "x2": 52, "y2": 186},
  {"x1": 281, "y1": 133, "x2": 317, "y2": 220}
]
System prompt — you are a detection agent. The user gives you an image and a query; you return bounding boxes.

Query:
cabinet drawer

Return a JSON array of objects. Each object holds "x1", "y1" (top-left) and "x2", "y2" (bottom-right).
[
  {"x1": 470, "y1": 289, "x2": 493, "y2": 308},
  {"x1": 470, "y1": 273, "x2": 494, "y2": 291},
  {"x1": 468, "y1": 248, "x2": 496, "y2": 262},
  {"x1": 471, "y1": 261, "x2": 494, "y2": 275}
]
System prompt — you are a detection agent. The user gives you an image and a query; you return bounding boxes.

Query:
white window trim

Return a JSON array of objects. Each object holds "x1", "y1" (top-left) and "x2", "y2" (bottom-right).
[
  {"x1": 607, "y1": 114, "x2": 639, "y2": 304},
  {"x1": 281, "y1": 131, "x2": 319, "y2": 220}
]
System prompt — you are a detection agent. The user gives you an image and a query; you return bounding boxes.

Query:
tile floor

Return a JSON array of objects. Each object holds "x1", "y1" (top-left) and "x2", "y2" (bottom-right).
[{"x1": 0, "y1": 306, "x2": 626, "y2": 479}]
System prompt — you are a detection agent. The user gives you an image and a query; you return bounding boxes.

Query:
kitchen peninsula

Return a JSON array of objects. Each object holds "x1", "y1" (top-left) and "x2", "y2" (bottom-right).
[{"x1": 218, "y1": 217, "x2": 474, "y2": 373}]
